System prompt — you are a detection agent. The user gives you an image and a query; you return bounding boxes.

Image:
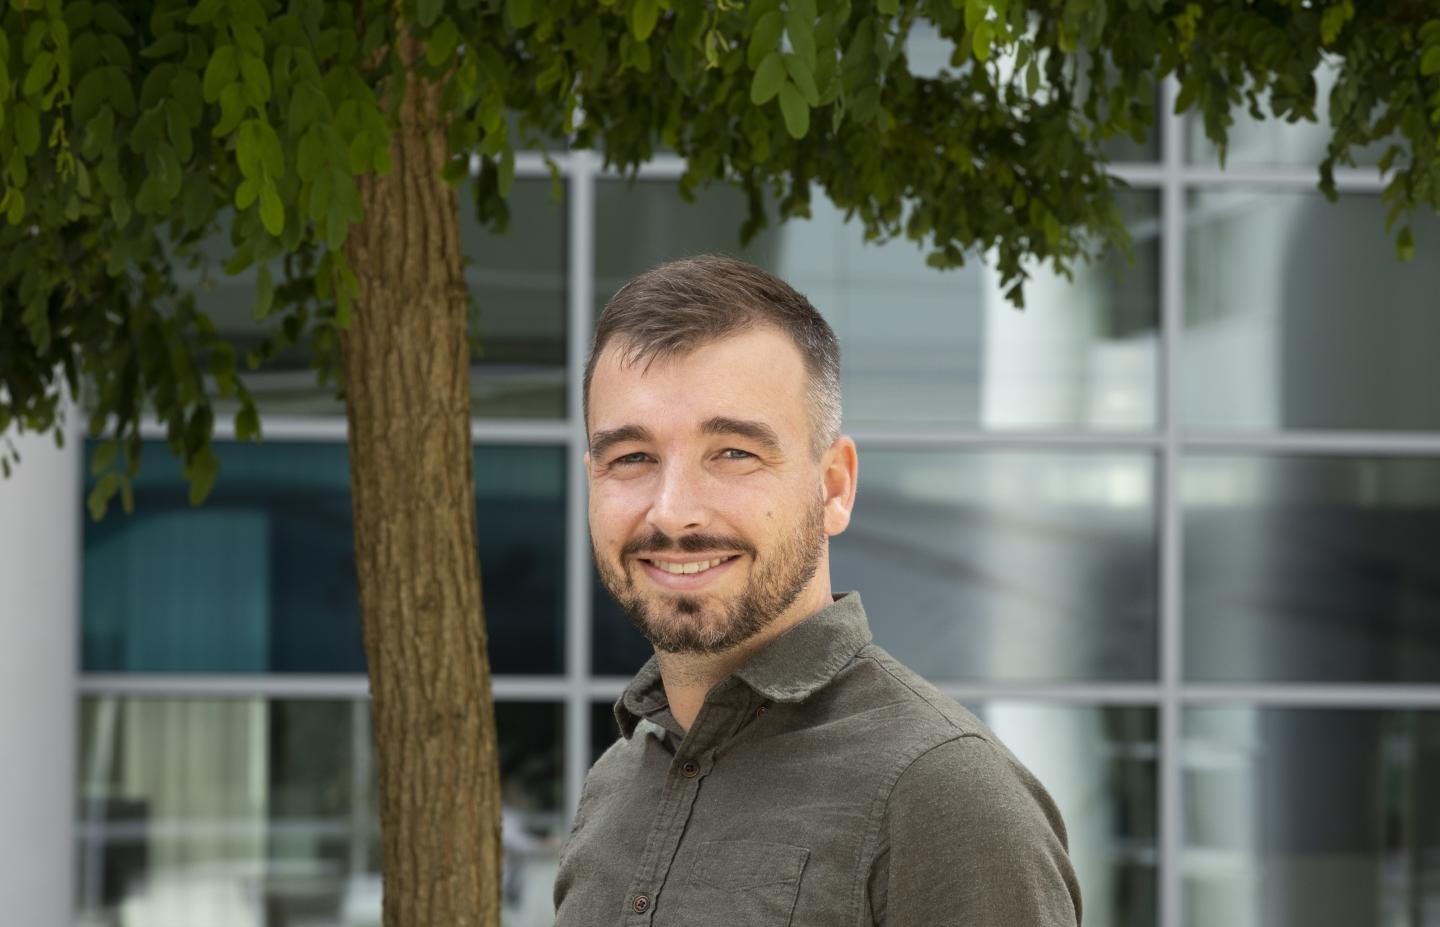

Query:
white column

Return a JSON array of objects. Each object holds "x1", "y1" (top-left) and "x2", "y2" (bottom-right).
[{"x1": 0, "y1": 420, "x2": 80, "y2": 927}]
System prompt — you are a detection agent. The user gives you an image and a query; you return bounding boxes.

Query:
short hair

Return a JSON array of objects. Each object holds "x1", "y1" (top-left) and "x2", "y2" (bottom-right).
[{"x1": 583, "y1": 254, "x2": 842, "y2": 457}]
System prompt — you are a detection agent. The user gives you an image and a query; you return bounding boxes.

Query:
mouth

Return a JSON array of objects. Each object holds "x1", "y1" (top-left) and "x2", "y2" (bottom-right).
[{"x1": 635, "y1": 554, "x2": 741, "y2": 588}]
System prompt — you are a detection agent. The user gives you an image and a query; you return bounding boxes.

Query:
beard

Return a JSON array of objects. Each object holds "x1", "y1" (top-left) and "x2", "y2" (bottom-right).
[{"x1": 593, "y1": 500, "x2": 826, "y2": 655}]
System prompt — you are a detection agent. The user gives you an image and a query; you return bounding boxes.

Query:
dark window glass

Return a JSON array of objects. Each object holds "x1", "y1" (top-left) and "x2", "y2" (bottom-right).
[
  {"x1": 1183, "y1": 191, "x2": 1440, "y2": 432},
  {"x1": 1184, "y1": 707, "x2": 1440, "y2": 927},
  {"x1": 81, "y1": 440, "x2": 566, "y2": 674},
  {"x1": 1184, "y1": 455, "x2": 1440, "y2": 683}
]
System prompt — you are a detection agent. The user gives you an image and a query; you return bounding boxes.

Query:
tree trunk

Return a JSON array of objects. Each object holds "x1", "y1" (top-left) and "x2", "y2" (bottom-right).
[{"x1": 340, "y1": 37, "x2": 502, "y2": 927}]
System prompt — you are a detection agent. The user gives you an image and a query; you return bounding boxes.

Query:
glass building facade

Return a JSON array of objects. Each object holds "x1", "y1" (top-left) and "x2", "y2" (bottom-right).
[{"x1": 71, "y1": 78, "x2": 1440, "y2": 927}]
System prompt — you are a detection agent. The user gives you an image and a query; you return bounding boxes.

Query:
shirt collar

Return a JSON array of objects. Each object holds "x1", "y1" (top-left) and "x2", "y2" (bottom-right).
[{"x1": 614, "y1": 592, "x2": 872, "y2": 739}]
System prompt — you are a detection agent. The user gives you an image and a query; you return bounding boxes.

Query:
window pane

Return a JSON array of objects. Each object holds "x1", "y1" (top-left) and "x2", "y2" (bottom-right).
[
  {"x1": 1183, "y1": 190, "x2": 1440, "y2": 432},
  {"x1": 1183, "y1": 455, "x2": 1440, "y2": 683},
  {"x1": 592, "y1": 449, "x2": 1158, "y2": 680},
  {"x1": 189, "y1": 178, "x2": 566, "y2": 419},
  {"x1": 854, "y1": 449, "x2": 1157, "y2": 680},
  {"x1": 77, "y1": 698, "x2": 565, "y2": 927},
  {"x1": 1183, "y1": 707, "x2": 1440, "y2": 927},
  {"x1": 82, "y1": 440, "x2": 566, "y2": 674},
  {"x1": 594, "y1": 181, "x2": 1160, "y2": 431},
  {"x1": 588, "y1": 700, "x2": 1156, "y2": 927},
  {"x1": 460, "y1": 178, "x2": 568, "y2": 418}
]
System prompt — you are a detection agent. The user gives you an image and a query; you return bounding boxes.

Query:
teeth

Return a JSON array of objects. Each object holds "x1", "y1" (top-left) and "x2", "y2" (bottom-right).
[{"x1": 652, "y1": 557, "x2": 729, "y2": 575}]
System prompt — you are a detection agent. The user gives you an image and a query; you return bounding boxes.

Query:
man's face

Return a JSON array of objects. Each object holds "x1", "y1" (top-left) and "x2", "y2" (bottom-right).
[{"x1": 586, "y1": 326, "x2": 854, "y2": 655}]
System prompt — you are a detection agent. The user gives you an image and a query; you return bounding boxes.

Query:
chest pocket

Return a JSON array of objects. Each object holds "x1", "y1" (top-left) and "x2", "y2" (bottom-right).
[{"x1": 675, "y1": 840, "x2": 810, "y2": 926}]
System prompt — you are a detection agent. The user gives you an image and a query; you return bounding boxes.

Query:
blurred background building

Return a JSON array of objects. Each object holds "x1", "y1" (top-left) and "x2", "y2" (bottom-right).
[{"x1": 2, "y1": 60, "x2": 1439, "y2": 927}]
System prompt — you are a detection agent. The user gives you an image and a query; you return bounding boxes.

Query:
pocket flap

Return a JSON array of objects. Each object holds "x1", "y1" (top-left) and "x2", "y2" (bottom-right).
[{"x1": 693, "y1": 840, "x2": 810, "y2": 891}]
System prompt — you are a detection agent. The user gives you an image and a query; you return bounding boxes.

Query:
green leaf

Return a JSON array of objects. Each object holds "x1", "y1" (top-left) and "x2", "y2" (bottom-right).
[
  {"x1": 1397, "y1": 225, "x2": 1415, "y2": 262},
  {"x1": 785, "y1": 8, "x2": 816, "y2": 71},
  {"x1": 876, "y1": 0, "x2": 899, "y2": 13},
  {"x1": 785, "y1": 54, "x2": 819, "y2": 107},
  {"x1": 506, "y1": 0, "x2": 534, "y2": 29},
  {"x1": 23, "y1": 51, "x2": 55, "y2": 96},
  {"x1": 185, "y1": 446, "x2": 220, "y2": 506},
  {"x1": 1423, "y1": 46, "x2": 1440, "y2": 78},
  {"x1": 425, "y1": 18, "x2": 460, "y2": 67},
  {"x1": 235, "y1": 404, "x2": 260, "y2": 441},
  {"x1": 751, "y1": 51, "x2": 785, "y2": 105},
  {"x1": 972, "y1": 21, "x2": 994, "y2": 61},
  {"x1": 214, "y1": 82, "x2": 245, "y2": 136},
  {"x1": 186, "y1": 0, "x2": 223, "y2": 25},
  {"x1": 777, "y1": 80, "x2": 809, "y2": 138},
  {"x1": 203, "y1": 44, "x2": 238, "y2": 103},
  {"x1": 255, "y1": 262, "x2": 275, "y2": 318},
  {"x1": 90, "y1": 439, "x2": 118, "y2": 476},
  {"x1": 235, "y1": 176, "x2": 258, "y2": 209},
  {"x1": 416, "y1": 0, "x2": 443, "y2": 28},
  {"x1": 748, "y1": 11, "x2": 783, "y2": 69},
  {"x1": 239, "y1": 52, "x2": 271, "y2": 105},
  {"x1": 88, "y1": 472, "x2": 121, "y2": 521},
  {"x1": 13, "y1": 102, "x2": 40, "y2": 154},
  {"x1": 629, "y1": 0, "x2": 659, "y2": 42},
  {"x1": 259, "y1": 183, "x2": 284, "y2": 234}
]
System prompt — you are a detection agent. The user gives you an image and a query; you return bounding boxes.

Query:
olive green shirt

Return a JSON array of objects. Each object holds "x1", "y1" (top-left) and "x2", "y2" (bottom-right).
[{"x1": 554, "y1": 593, "x2": 1081, "y2": 927}]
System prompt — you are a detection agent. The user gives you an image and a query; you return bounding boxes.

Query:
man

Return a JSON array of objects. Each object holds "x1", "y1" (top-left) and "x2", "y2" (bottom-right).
[{"x1": 556, "y1": 255, "x2": 1081, "y2": 926}]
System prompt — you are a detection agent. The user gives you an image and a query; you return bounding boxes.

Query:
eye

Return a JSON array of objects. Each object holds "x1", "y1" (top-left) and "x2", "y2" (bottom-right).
[
  {"x1": 718, "y1": 448, "x2": 754, "y2": 460},
  {"x1": 611, "y1": 452, "x2": 651, "y2": 466}
]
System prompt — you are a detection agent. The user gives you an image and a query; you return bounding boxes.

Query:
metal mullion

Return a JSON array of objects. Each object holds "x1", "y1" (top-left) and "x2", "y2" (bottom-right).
[
  {"x1": 564, "y1": 149, "x2": 598, "y2": 822},
  {"x1": 1183, "y1": 430, "x2": 1440, "y2": 456},
  {"x1": 1179, "y1": 164, "x2": 1388, "y2": 192},
  {"x1": 1159, "y1": 75, "x2": 1186, "y2": 927},
  {"x1": 78, "y1": 673, "x2": 578, "y2": 701},
  {"x1": 848, "y1": 429, "x2": 1163, "y2": 450},
  {"x1": 1178, "y1": 685, "x2": 1440, "y2": 709}
]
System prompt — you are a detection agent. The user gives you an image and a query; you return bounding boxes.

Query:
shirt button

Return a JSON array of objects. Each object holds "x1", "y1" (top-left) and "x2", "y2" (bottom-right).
[
  {"x1": 681, "y1": 760, "x2": 700, "y2": 778},
  {"x1": 632, "y1": 894, "x2": 651, "y2": 913},
  {"x1": 755, "y1": 704, "x2": 770, "y2": 718}
]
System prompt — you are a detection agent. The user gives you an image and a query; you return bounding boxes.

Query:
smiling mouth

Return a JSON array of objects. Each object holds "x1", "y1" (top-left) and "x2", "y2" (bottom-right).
[{"x1": 640, "y1": 555, "x2": 738, "y2": 576}]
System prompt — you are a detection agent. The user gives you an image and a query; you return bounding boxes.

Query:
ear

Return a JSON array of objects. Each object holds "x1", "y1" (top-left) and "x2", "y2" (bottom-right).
[{"x1": 820, "y1": 436, "x2": 858, "y2": 537}]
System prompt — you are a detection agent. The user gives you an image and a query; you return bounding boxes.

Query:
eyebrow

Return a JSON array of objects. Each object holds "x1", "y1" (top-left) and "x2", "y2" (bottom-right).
[
  {"x1": 588, "y1": 418, "x2": 784, "y2": 460},
  {"x1": 589, "y1": 424, "x2": 655, "y2": 461},
  {"x1": 700, "y1": 417, "x2": 783, "y2": 454}
]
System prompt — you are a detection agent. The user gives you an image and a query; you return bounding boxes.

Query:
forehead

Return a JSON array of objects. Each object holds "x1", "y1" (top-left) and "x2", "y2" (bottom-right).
[{"x1": 589, "y1": 327, "x2": 811, "y2": 437}]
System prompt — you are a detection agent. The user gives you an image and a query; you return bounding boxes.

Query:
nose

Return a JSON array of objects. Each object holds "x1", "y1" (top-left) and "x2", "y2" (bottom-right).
[{"x1": 645, "y1": 459, "x2": 709, "y2": 537}]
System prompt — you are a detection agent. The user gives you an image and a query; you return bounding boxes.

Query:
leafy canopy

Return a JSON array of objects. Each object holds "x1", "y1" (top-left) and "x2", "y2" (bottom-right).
[{"x1": 1, "y1": 0, "x2": 1437, "y2": 514}]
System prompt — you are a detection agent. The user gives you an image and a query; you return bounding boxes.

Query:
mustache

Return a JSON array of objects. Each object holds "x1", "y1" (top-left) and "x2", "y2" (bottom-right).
[{"x1": 621, "y1": 531, "x2": 757, "y2": 559}]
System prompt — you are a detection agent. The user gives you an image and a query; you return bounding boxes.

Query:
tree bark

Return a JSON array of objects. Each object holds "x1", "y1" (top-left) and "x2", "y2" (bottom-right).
[{"x1": 341, "y1": 37, "x2": 502, "y2": 927}]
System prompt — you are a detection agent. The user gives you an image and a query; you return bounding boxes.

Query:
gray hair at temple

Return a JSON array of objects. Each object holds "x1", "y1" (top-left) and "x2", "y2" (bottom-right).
[{"x1": 583, "y1": 254, "x2": 843, "y2": 458}]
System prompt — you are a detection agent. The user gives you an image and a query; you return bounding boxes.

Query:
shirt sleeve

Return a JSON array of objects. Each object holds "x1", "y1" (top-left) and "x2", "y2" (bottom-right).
[{"x1": 867, "y1": 735, "x2": 1082, "y2": 927}]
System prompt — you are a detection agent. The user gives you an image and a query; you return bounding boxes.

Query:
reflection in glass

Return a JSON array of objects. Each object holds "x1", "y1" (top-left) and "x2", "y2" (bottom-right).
[
  {"x1": 594, "y1": 181, "x2": 1159, "y2": 431},
  {"x1": 459, "y1": 178, "x2": 568, "y2": 418},
  {"x1": 82, "y1": 440, "x2": 567, "y2": 675},
  {"x1": 77, "y1": 698, "x2": 565, "y2": 927},
  {"x1": 179, "y1": 178, "x2": 566, "y2": 418},
  {"x1": 844, "y1": 449, "x2": 1156, "y2": 681},
  {"x1": 1183, "y1": 455, "x2": 1440, "y2": 683},
  {"x1": 1183, "y1": 708, "x2": 1440, "y2": 927},
  {"x1": 1183, "y1": 190, "x2": 1440, "y2": 432}
]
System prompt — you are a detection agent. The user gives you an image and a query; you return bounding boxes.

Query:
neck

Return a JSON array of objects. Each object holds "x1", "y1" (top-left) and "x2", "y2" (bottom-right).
[{"x1": 657, "y1": 581, "x2": 834, "y2": 733}]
